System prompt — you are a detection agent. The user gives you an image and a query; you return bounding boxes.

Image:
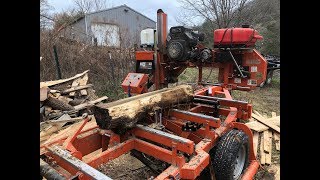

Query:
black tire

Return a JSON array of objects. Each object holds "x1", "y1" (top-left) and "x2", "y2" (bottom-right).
[{"x1": 211, "y1": 129, "x2": 249, "y2": 180}]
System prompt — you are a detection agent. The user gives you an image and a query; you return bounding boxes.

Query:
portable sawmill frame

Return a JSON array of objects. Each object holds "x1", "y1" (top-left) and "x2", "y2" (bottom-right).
[
  {"x1": 40, "y1": 8, "x2": 267, "y2": 180},
  {"x1": 40, "y1": 86, "x2": 259, "y2": 180}
]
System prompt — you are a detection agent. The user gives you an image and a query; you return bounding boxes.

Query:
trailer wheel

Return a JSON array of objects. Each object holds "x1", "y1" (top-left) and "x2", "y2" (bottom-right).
[{"x1": 211, "y1": 129, "x2": 249, "y2": 180}]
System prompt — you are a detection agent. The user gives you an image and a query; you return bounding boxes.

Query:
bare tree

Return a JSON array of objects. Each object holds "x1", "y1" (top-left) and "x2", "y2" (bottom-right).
[
  {"x1": 73, "y1": 0, "x2": 109, "y2": 14},
  {"x1": 177, "y1": 0, "x2": 249, "y2": 28},
  {"x1": 40, "y1": 0, "x2": 54, "y2": 29}
]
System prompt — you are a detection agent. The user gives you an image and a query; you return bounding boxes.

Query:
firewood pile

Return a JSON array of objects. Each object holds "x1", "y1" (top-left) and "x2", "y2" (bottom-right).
[
  {"x1": 40, "y1": 70, "x2": 108, "y2": 143},
  {"x1": 245, "y1": 110, "x2": 280, "y2": 165}
]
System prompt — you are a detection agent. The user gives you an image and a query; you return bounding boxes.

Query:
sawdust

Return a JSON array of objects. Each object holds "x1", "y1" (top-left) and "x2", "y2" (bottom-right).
[{"x1": 97, "y1": 153, "x2": 157, "y2": 179}]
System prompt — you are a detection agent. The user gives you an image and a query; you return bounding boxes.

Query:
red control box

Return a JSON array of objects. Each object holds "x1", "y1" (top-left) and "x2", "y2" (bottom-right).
[{"x1": 121, "y1": 73, "x2": 149, "y2": 94}]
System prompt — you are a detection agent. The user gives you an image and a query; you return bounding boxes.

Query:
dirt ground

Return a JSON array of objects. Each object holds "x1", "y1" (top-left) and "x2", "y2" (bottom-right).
[{"x1": 98, "y1": 68, "x2": 280, "y2": 179}]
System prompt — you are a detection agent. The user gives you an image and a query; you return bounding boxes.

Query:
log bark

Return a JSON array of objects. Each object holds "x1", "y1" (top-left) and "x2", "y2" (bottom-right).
[{"x1": 92, "y1": 85, "x2": 194, "y2": 130}]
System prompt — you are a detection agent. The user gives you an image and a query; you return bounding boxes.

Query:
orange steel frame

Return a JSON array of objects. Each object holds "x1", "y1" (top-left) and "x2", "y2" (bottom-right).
[{"x1": 40, "y1": 86, "x2": 260, "y2": 180}]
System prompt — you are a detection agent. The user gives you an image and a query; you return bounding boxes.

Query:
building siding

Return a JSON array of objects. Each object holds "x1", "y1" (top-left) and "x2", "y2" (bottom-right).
[{"x1": 63, "y1": 5, "x2": 156, "y2": 47}]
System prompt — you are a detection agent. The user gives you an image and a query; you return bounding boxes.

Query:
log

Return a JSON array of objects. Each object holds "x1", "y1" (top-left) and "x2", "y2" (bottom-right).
[
  {"x1": 92, "y1": 85, "x2": 194, "y2": 130},
  {"x1": 74, "y1": 96, "x2": 108, "y2": 111},
  {"x1": 44, "y1": 96, "x2": 75, "y2": 111}
]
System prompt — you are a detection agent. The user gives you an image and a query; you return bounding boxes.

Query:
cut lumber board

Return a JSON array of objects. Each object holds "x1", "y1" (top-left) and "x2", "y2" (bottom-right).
[
  {"x1": 40, "y1": 114, "x2": 71, "y2": 142},
  {"x1": 263, "y1": 131, "x2": 270, "y2": 153},
  {"x1": 274, "y1": 133, "x2": 280, "y2": 151},
  {"x1": 252, "y1": 113, "x2": 280, "y2": 133},
  {"x1": 271, "y1": 112, "x2": 277, "y2": 118},
  {"x1": 246, "y1": 121, "x2": 269, "y2": 132},
  {"x1": 253, "y1": 132, "x2": 259, "y2": 157},
  {"x1": 79, "y1": 73, "x2": 88, "y2": 95},
  {"x1": 92, "y1": 85, "x2": 194, "y2": 130},
  {"x1": 69, "y1": 78, "x2": 81, "y2": 96},
  {"x1": 42, "y1": 116, "x2": 97, "y2": 146},
  {"x1": 74, "y1": 96, "x2": 108, "y2": 110},
  {"x1": 40, "y1": 70, "x2": 89, "y2": 88},
  {"x1": 265, "y1": 130, "x2": 272, "y2": 165},
  {"x1": 61, "y1": 84, "x2": 93, "y2": 95},
  {"x1": 260, "y1": 135, "x2": 266, "y2": 165},
  {"x1": 253, "y1": 110, "x2": 263, "y2": 117}
]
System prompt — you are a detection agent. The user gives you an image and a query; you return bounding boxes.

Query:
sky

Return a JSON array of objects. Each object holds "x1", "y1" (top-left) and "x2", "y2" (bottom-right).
[{"x1": 47, "y1": 0, "x2": 200, "y2": 28}]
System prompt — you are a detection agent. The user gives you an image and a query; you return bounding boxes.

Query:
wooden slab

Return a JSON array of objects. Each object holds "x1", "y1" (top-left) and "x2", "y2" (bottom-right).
[
  {"x1": 263, "y1": 131, "x2": 270, "y2": 153},
  {"x1": 260, "y1": 135, "x2": 266, "y2": 165},
  {"x1": 40, "y1": 70, "x2": 89, "y2": 88},
  {"x1": 265, "y1": 130, "x2": 272, "y2": 165},
  {"x1": 274, "y1": 133, "x2": 280, "y2": 151},
  {"x1": 253, "y1": 132, "x2": 259, "y2": 157},
  {"x1": 246, "y1": 121, "x2": 269, "y2": 132},
  {"x1": 69, "y1": 78, "x2": 81, "y2": 96},
  {"x1": 40, "y1": 114, "x2": 71, "y2": 143},
  {"x1": 252, "y1": 114, "x2": 280, "y2": 133},
  {"x1": 79, "y1": 73, "x2": 88, "y2": 95},
  {"x1": 253, "y1": 110, "x2": 264, "y2": 117}
]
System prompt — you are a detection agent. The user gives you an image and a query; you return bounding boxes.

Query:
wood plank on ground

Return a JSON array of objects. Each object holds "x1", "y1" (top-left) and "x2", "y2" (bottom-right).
[
  {"x1": 260, "y1": 135, "x2": 266, "y2": 165},
  {"x1": 253, "y1": 110, "x2": 264, "y2": 117},
  {"x1": 274, "y1": 133, "x2": 280, "y2": 151},
  {"x1": 263, "y1": 131, "x2": 270, "y2": 153},
  {"x1": 253, "y1": 132, "x2": 259, "y2": 157},
  {"x1": 246, "y1": 121, "x2": 269, "y2": 132},
  {"x1": 252, "y1": 113, "x2": 280, "y2": 133},
  {"x1": 265, "y1": 130, "x2": 272, "y2": 165}
]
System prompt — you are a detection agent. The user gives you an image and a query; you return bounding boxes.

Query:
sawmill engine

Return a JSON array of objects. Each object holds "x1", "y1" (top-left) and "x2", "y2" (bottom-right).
[{"x1": 166, "y1": 26, "x2": 212, "y2": 63}]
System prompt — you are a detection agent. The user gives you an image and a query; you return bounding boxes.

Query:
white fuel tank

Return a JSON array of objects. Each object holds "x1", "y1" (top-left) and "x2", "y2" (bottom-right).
[{"x1": 140, "y1": 28, "x2": 155, "y2": 46}]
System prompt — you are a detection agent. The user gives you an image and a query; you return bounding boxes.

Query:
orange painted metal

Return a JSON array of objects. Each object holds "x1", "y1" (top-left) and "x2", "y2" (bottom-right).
[
  {"x1": 134, "y1": 138, "x2": 186, "y2": 166},
  {"x1": 41, "y1": 87, "x2": 258, "y2": 180},
  {"x1": 87, "y1": 139, "x2": 135, "y2": 168},
  {"x1": 241, "y1": 160, "x2": 260, "y2": 180},
  {"x1": 121, "y1": 73, "x2": 149, "y2": 94},
  {"x1": 133, "y1": 127, "x2": 195, "y2": 154},
  {"x1": 180, "y1": 150, "x2": 210, "y2": 179},
  {"x1": 169, "y1": 109, "x2": 221, "y2": 128},
  {"x1": 136, "y1": 51, "x2": 154, "y2": 61}
]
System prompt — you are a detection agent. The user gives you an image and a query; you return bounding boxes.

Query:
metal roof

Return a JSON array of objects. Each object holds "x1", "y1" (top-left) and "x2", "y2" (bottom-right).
[{"x1": 85, "y1": 4, "x2": 156, "y2": 23}]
